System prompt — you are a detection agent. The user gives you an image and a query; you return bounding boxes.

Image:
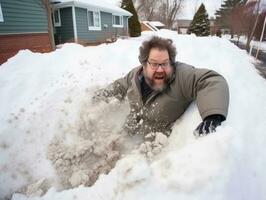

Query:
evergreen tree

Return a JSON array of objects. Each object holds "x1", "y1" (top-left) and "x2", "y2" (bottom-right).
[
  {"x1": 188, "y1": 3, "x2": 210, "y2": 36},
  {"x1": 121, "y1": 0, "x2": 141, "y2": 37},
  {"x1": 215, "y1": 0, "x2": 247, "y2": 35}
]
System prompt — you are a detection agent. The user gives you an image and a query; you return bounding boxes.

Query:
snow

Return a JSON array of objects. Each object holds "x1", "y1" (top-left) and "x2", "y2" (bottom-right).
[
  {"x1": 55, "y1": 0, "x2": 132, "y2": 16},
  {"x1": 250, "y1": 40, "x2": 266, "y2": 52},
  {"x1": 148, "y1": 21, "x2": 165, "y2": 27},
  {"x1": 1, "y1": 30, "x2": 266, "y2": 200},
  {"x1": 229, "y1": 35, "x2": 266, "y2": 52}
]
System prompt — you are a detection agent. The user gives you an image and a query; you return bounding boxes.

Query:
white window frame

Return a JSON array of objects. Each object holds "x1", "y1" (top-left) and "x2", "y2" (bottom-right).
[
  {"x1": 112, "y1": 15, "x2": 123, "y2": 28},
  {"x1": 0, "y1": 3, "x2": 4, "y2": 22},
  {"x1": 53, "y1": 9, "x2": 61, "y2": 27},
  {"x1": 87, "y1": 10, "x2": 101, "y2": 31}
]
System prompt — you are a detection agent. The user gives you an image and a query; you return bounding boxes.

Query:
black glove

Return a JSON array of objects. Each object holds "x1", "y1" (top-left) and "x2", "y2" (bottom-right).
[{"x1": 194, "y1": 115, "x2": 225, "y2": 136}]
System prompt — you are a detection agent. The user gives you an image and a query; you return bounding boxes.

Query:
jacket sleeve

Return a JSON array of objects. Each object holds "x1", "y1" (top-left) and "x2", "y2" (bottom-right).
[
  {"x1": 177, "y1": 64, "x2": 229, "y2": 120},
  {"x1": 94, "y1": 68, "x2": 135, "y2": 101}
]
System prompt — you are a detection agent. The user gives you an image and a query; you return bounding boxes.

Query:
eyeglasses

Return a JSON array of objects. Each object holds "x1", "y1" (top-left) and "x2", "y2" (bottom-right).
[{"x1": 147, "y1": 60, "x2": 171, "y2": 69}]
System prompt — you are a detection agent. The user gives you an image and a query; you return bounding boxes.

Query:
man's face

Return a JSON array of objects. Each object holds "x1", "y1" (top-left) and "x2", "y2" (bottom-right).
[{"x1": 143, "y1": 48, "x2": 173, "y2": 91}]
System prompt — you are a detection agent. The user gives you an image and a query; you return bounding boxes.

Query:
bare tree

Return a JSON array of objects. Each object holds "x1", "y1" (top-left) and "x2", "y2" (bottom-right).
[
  {"x1": 228, "y1": 5, "x2": 248, "y2": 44},
  {"x1": 133, "y1": 0, "x2": 184, "y2": 28},
  {"x1": 156, "y1": 0, "x2": 184, "y2": 28},
  {"x1": 228, "y1": 0, "x2": 263, "y2": 51},
  {"x1": 133, "y1": 0, "x2": 157, "y2": 21},
  {"x1": 41, "y1": 0, "x2": 55, "y2": 50},
  {"x1": 246, "y1": 0, "x2": 261, "y2": 50}
]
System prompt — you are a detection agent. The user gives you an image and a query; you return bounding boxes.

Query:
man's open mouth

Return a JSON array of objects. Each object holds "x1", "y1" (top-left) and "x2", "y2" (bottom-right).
[{"x1": 154, "y1": 74, "x2": 165, "y2": 80}]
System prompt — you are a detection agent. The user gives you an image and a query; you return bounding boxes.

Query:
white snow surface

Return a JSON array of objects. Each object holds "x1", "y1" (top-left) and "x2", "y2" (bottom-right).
[
  {"x1": 228, "y1": 35, "x2": 266, "y2": 52},
  {"x1": 148, "y1": 21, "x2": 165, "y2": 27},
  {"x1": 56, "y1": 0, "x2": 132, "y2": 16},
  {"x1": 0, "y1": 30, "x2": 266, "y2": 200}
]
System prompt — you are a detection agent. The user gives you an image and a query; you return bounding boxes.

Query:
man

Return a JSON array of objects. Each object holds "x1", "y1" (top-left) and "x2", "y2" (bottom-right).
[{"x1": 93, "y1": 36, "x2": 229, "y2": 137}]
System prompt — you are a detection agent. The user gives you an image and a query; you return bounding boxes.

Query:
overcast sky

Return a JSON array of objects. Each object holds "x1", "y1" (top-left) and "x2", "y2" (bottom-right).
[
  {"x1": 179, "y1": 0, "x2": 224, "y2": 19},
  {"x1": 108, "y1": 0, "x2": 226, "y2": 19}
]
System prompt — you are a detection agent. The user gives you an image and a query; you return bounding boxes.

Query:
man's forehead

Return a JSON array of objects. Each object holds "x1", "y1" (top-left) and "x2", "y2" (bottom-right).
[
  {"x1": 150, "y1": 47, "x2": 168, "y2": 52},
  {"x1": 149, "y1": 48, "x2": 169, "y2": 59}
]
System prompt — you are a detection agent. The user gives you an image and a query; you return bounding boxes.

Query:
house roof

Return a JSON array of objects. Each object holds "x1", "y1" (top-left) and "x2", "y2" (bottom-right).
[
  {"x1": 148, "y1": 21, "x2": 165, "y2": 27},
  {"x1": 176, "y1": 19, "x2": 191, "y2": 28},
  {"x1": 141, "y1": 21, "x2": 158, "y2": 31},
  {"x1": 49, "y1": 0, "x2": 61, "y2": 3},
  {"x1": 53, "y1": 0, "x2": 132, "y2": 16},
  {"x1": 141, "y1": 21, "x2": 165, "y2": 32}
]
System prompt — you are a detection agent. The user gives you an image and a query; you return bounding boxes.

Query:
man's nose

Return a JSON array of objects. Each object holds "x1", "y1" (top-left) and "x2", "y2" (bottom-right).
[{"x1": 156, "y1": 65, "x2": 164, "y2": 72}]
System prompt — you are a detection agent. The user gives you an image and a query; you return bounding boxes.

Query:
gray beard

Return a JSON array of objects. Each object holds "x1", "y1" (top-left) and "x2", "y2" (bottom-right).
[
  {"x1": 144, "y1": 75, "x2": 170, "y2": 92},
  {"x1": 142, "y1": 66, "x2": 175, "y2": 92}
]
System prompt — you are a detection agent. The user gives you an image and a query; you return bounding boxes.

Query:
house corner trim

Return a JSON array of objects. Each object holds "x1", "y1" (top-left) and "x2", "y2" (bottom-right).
[{"x1": 72, "y1": 6, "x2": 78, "y2": 43}]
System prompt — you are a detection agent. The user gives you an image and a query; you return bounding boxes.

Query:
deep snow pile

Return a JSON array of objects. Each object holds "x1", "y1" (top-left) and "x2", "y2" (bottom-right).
[{"x1": 0, "y1": 30, "x2": 266, "y2": 200}]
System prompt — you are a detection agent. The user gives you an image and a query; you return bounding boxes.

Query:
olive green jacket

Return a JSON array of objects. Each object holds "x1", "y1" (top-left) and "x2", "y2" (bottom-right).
[{"x1": 98, "y1": 62, "x2": 229, "y2": 135}]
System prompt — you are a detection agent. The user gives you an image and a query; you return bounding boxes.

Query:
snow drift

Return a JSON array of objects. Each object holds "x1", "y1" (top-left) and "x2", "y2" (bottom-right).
[{"x1": 0, "y1": 30, "x2": 266, "y2": 200}]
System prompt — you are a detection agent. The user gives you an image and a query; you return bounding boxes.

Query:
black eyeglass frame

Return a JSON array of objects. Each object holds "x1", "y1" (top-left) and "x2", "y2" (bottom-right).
[{"x1": 147, "y1": 60, "x2": 171, "y2": 69}]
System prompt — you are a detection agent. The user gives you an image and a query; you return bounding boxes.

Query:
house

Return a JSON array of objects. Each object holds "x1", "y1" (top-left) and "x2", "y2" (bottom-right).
[
  {"x1": 52, "y1": 0, "x2": 132, "y2": 45},
  {"x1": 0, "y1": 0, "x2": 53, "y2": 65},
  {"x1": 209, "y1": 17, "x2": 219, "y2": 35},
  {"x1": 141, "y1": 21, "x2": 165, "y2": 32},
  {"x1": 176, "y1": 19, "x2": 191, "y2": 34},
  {"x1": 176, "y1": 19, "x2": 218, "y2": 35}
]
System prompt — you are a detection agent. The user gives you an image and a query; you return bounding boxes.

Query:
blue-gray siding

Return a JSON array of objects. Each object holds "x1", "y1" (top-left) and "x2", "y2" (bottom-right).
[
  {"x1": 55, "y1": 7, "x2": 74, "y2": 43},
  {"x1": 75, "y1": 7, "x2": 128, "y2": 43},
  {"x1": 0, "y1": 0, "x2": 48, "y2": 35}
]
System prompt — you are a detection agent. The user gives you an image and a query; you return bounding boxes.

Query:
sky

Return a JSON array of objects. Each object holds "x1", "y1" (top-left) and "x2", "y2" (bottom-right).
[
  {"x1": 108, "y1": 0, "x2": 224, "y2": 20},
  {"x1": 179, "y1": 0, "x2": 224, "y2": 19}
]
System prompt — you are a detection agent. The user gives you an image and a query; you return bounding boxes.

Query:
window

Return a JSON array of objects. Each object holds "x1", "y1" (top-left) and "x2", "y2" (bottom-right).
[
  {"x1": 0, "y1": 3, "x2": 4, "y2": 22},
  {"x1": 88, "y1": 10, "x2": 101, "y2": 30},
  {"x1": 53, "y1": 9, "x2": 61, "y2": 27},
  {"x1": 112, "y1": 15, "x2": 123, "y2": 27}
]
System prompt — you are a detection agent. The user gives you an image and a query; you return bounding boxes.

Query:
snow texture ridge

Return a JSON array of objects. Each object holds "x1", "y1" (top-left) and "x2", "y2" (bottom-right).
[{"x1": 46, "y1": 99, "x2": 130, "y2": 188}]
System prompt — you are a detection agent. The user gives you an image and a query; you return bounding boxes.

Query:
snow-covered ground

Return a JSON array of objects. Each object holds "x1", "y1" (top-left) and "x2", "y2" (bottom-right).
[
  {"x1": 1, "y1": 30, "x2": 266, "y2": 200},
  {"x1": 228, "y1": 35, "x2": 266, "y2": 52}
]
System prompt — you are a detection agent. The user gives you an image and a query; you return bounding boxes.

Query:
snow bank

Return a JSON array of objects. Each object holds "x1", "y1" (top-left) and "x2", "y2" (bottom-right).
[
  {"x1": 1, "y1": 30, "x2": 266, "y2": 200},
  {"x1": 229, "y1": 34, "x2": 266, "y2": 52}
]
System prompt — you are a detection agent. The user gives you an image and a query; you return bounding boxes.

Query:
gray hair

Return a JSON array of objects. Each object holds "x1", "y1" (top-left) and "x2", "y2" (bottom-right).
[{"x1": 138, "y1": 36, "x2": 177, "y2": 66}]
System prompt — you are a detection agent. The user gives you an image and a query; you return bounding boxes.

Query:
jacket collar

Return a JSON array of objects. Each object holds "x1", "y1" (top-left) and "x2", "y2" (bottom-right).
[
  {"x1": 132, "y1": 64, "x2": 177, "y2": 105},
  {"x1": 136, "y1": 63, "x2": 177, "y2": 91}
]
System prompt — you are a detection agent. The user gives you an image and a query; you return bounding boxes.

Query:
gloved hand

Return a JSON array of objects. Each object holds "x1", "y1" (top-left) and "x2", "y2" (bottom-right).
[{"x1": 193, "y1": 115, "x2": 225, "y2": 136}]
